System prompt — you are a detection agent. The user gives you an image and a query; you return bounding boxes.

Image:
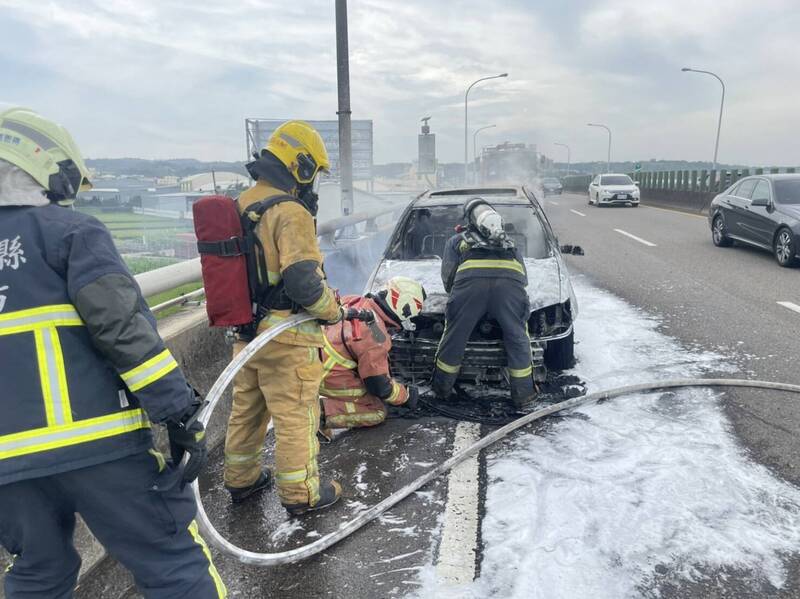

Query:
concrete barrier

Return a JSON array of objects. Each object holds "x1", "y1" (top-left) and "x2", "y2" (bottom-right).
[
  {"x1": 641, "y1": 189, "x2": 717, "y2": 215},
  {"x1": 0, "y1": 306, "x2": 230, "y2": 598}
]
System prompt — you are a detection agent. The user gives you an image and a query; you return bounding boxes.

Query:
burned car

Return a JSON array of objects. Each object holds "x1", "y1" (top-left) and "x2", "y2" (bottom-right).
[{"x1": 365, "y1": 186, "x2": 580, "y2": 392}]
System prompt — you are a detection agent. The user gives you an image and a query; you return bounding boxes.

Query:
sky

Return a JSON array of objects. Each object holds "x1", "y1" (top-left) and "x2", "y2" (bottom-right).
[{"x1": 2, "y1": 0, "x2": 798, "y2": 165}]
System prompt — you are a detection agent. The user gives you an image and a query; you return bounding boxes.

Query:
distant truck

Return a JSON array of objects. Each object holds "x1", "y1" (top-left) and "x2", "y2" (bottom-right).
[{"x1": 478, "y1": 142, "x2": 540, "y2": 185}]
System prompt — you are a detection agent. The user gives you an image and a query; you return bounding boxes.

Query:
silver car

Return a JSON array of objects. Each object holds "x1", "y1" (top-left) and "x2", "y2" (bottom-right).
[{"x1": 365, "y1": 186, "x2": 581, "y2": 391}]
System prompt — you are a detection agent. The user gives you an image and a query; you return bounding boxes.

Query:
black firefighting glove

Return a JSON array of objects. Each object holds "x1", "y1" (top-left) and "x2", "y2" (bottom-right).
[{"x1": 167, "y1": 393, "x2": 208, "y2": 488}]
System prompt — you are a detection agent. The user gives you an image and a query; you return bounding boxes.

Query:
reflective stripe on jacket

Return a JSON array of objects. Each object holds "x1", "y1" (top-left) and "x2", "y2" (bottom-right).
[
  {"x1": 0, "y1": 205, "x2": 192, "y2": 485},
  {"x1": 441, "y1": 233, "x2": 528, "y2": 292}
]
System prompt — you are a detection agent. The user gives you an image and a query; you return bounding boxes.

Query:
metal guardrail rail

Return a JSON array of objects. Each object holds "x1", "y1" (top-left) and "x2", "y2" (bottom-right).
[{"x1": 133, "y1": 203, "x2": 407, "y2": 313}]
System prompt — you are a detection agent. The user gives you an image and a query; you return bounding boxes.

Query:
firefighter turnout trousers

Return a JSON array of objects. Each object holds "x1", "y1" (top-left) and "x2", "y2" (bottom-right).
[
  {"x1": 224, "y1": 341, "x2": 323, "y2": 506},
  {"x1": 433, "y1": 277, "x2": 534, "y2": 405},
  {"x1": 0, "y1": 450, "x2": 225, "y2": 599}
]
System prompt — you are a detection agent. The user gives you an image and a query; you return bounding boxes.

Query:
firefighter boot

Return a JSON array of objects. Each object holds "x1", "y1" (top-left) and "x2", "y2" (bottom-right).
[
  {"x1": 510, "y1": 374, "x2": 536, "y2": 412},
  {"x1": 283, "y1": 480, "x2": 342, "y2": 516},
  {"x1": 226, "y1": 470, "x2": 273, "y2": 504}
]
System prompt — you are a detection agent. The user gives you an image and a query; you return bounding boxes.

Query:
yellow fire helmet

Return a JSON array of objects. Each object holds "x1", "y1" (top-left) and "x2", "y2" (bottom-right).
[
  {"x1": 0, "y1": 107, "x2": 92, "y2": 203},
  {"x1": 265, "y1": 120, "x2": 331, "y2": 185},
  {"x1": 383, "y1": 276, "x2": 427, "y2": 323}
]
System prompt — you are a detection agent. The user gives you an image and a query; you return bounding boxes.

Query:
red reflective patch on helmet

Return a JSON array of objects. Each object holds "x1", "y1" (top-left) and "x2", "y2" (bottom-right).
[
  {"x1": 390, "y1": 289, "x2": 400, "y2": 307},
  {"x1": 414, "y1": 299, "x2": 423, "y2": 310}
]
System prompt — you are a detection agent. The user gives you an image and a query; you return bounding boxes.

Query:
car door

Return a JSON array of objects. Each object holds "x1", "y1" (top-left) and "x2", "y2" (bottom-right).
[
  {"x1": 726, "y1": 178, "x2": 756, "y2": 239},
  {"x1": 740, "y1": 178, "x2": 776, "y2": 247},
  {"x1": 589, "y1": 176, "x2": 598, "y2": 197}
]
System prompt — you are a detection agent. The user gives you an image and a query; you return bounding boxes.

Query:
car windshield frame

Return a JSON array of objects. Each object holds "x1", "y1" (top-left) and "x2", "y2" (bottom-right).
[
  {"x1": 600, "y1": 175, "x2": 633, "y2": 186},
  {"x1": 542, "y1": 178, "x2": 561, "y2": 184},
  {"x1": 773, "y1": 179, "x2": 800, "y2": 205},
  {"x1": 386, "y1": 203, "x2": 553, "y2": 261}
]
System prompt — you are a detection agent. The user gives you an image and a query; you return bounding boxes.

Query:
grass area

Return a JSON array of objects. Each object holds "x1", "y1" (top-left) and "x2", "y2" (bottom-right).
[
  {"x1": 146, "y1": 282, "x2": 204, "y2": 319},
  {"x1": 77, "y1": 208, "x2": 193, "y2": 234},
  {"x1": 123, "y1": 255, "x2": 181, "y2": 275}
]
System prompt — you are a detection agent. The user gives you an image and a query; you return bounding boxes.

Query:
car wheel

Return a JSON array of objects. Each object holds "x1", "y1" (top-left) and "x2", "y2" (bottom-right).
[
  {"x1": 544, "y1": 331, "x2": 575, "y2": 370},
  {"x1": 774, "y1": 227, "x2": 797, "y2": 267},
  {"x1": 712, "y1": 215, "x2": 734, "y2": 247}
]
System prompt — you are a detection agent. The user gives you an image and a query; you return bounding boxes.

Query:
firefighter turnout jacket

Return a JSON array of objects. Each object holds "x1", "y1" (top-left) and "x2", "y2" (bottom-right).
[
  {"x1": 320, "y1": 295, "x2": 408, "y2": 429},
  {"x1": 238, "y1": 180, "x2": 340, "y2": 342},
  {"x1": 0, "y1": 204, "x2": 195, "y2": 486},
  {"x1": 441, "y1": 232, "x2": 528, "y2": 293}
]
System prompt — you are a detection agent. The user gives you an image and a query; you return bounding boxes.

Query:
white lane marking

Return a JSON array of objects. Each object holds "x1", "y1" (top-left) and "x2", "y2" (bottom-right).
[
  {"x1": 614, "y1": 229, "x2": 657, "y2": 247},
  {"x1": 777, "y1": 301, "x2": 800, "y2": 315},
  {"x1": 435, "y1": 421, "x2": 481, "y2": 585},
  {"x1": 570, "y1": 209, "x2": 586, "y2": 217},
  {"x1": 549, "y1": 200, "x2": 560, "y2": 206}
]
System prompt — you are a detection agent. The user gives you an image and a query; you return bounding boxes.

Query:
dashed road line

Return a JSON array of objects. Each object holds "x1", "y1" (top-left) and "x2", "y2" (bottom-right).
[
  {"x1": 548, "y1": 200, "x2": 560, "y2": 206},
  {"x1": 435, "y1": 421, "x2": 481, "y2": 585},
  {"x1": 614, "y1": 229, "x2": 657, "y2": 247},
  {"x1": 570, "y1": 209, "x2": 586, "y2": 217},
  {"x1": 777, "y1": 301, "x2": 800, "y2": 315}
]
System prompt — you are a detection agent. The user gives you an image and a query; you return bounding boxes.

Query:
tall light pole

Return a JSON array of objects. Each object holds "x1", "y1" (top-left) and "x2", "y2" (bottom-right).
[
  {"x1": 473, "y1": 124, "x2": 496, "y2": 174},
  {"x1": 682, "y1": 67, "x2": 725, "y2": 174},
  {"x1": 464, "y1": 73, "x2": 508, "y2": 183},
  {"x1": 554, "y1": 142, "x2": 571, "y2": 176},
  {"x1": 335, "y1": 0, "x2": 354, "y2": 218},
  {"x1": 587, "y1": 123, "x2": 612, "y2": 173}
]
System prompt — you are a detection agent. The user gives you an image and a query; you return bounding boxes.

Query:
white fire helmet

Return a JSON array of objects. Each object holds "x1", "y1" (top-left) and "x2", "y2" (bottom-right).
[
  {"x1": 464, "y1": 197, "x2": 506, "y2": 244},
  {"x1": 383, "y1": 276, "x2": 426, "y2": 323}
]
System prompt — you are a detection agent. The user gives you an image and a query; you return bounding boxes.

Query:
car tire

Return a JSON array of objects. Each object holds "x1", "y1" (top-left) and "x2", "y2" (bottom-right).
[
  {"x1": 712, "y1": 215, "x2": 734, "y2": 247},
  {"x1": 544, "y1": 331, "x2": 575, "y2": 371},
  {"x1": 774, "y1": 227, "x2": 797, "y2": 267}
]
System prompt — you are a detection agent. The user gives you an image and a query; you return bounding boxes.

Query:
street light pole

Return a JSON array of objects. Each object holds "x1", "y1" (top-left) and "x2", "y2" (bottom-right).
[
  {"x1": 464, "y1": 73, "x2": 508, "y2": 184},
  {"x1": 473, "y1": 124, "x2": 496, "y2": 176},
  {"x1": 681, "y1": 67, "x2": 725, "y2": 173},
  {"x1": 554, "y1": 142, "x2": 571, "y2": 176},
  {"x1": 587, "y1": 123, "x2": 612, "y2": 173},
  {"x1": 335, "y1": 0, "x2": 354, "y2": 218}
]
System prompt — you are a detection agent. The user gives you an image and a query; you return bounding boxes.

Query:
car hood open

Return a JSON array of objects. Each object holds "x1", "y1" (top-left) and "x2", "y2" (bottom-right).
[{"x1": 368, "y1": 256, "x2": 576, "y2": 315}]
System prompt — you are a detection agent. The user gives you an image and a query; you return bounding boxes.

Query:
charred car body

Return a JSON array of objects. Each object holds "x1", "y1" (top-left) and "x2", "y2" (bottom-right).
[{"x1": 365, "y1": 186, "x2": 580, "y2": 394}]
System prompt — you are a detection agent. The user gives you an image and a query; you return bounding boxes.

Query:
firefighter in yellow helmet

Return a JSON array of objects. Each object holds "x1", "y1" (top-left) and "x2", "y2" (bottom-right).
[
  {"x1": 223, "y1": 120, "x2": 345, "y2": 515},
  {"x1": 0, "y1": 107, "x2": 225, "y2": 597}
]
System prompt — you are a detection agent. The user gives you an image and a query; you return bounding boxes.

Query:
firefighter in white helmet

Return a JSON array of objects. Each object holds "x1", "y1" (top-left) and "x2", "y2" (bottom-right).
[
  {"x1": 318, "y1": 276, "x2": 425, "y2": 438},
  {"x1": 433, "y1": 197, "x2": 535, "y2": 410}
]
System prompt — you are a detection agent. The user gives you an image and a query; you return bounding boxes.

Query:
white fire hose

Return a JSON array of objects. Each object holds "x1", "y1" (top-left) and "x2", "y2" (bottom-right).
[{"x1": 191, "y1": 313, "x2": 800, "y2": 566}]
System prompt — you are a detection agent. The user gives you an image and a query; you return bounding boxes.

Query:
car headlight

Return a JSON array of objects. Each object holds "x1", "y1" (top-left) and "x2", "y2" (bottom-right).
[{"x1": 601, "y1": 190, "x2": 613, "y2": 196}]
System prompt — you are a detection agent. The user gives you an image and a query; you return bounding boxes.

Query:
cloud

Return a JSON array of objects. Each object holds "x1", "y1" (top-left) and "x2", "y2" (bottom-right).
[{"x1": 1, "y1": 0, "x2": 797, "y2": 166}]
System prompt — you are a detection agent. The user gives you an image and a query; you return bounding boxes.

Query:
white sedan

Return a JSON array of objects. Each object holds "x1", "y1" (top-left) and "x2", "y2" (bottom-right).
[{"x1": 588, "y1": 174, "x2": 640, "y2": 207}]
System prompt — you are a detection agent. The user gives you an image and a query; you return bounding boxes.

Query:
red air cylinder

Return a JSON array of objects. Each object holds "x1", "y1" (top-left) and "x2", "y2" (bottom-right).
[{"x1": 192, "y1": 195, "x2": 253, "y2": 327}]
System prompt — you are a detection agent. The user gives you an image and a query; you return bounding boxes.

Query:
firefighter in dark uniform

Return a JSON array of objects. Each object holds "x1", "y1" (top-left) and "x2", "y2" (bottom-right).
[
  {"x1": 432, "y1": 197, "x2": 535, "y2": 409},
  {"x1": 0, "y1": 107, "x2": 226, "y2": 598}
]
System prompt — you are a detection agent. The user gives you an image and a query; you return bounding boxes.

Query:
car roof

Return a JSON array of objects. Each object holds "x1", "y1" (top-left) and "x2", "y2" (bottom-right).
[
  {"x1": 598, "y1": 173, "x2": 632, "y2": 178},
  {"x1": 739, "y1": 174, "x2": 800, "y2": 181},
  {"x1": 414, "y1": 186, "x2": 534, "y2": 208}
]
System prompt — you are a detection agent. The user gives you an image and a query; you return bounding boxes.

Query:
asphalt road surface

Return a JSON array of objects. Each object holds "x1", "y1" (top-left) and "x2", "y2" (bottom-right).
[
  {"x1": 76, "y1": 192, "x2": 800, "y2": 599},
  {"x1": 546, "y1": 192, "x2": 800, "y2": 486}
]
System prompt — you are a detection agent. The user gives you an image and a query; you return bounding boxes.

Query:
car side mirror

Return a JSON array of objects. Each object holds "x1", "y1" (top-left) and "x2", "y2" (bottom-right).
[
  {"x1": 634, "y1": 181, "x2": 640, "y2": 186},
  {"x1": 751, "y1": 197, "x2": 770, "y2": 207},
  {"x1": 560, "y1": 244, "x2": 585, "y2": 256}
]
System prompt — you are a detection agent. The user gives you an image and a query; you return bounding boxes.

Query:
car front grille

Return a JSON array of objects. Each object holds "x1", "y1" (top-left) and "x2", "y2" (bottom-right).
[{"x1": 389, "y1": 337, "x2": 546, "y2": 385}]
